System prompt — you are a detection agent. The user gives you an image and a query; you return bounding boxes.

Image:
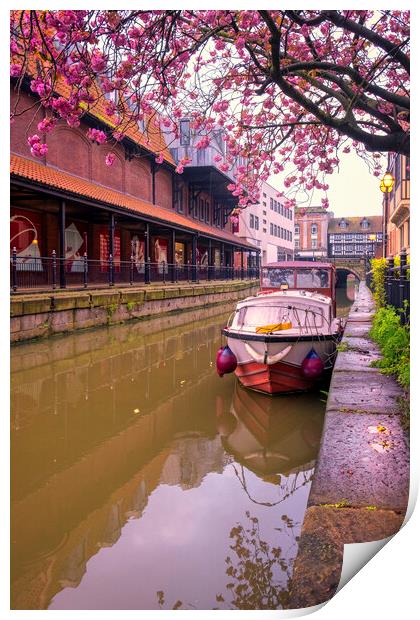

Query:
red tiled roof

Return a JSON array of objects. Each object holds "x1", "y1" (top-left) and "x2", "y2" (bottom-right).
[{"x1": 10, "y1": 154, "x2": 257, "y2": 250}]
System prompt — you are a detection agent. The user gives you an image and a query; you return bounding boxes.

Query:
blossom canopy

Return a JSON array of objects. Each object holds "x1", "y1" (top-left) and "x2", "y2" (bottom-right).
[{"x1": 10, "y1": 9, "x2": 410, "y2": 208}]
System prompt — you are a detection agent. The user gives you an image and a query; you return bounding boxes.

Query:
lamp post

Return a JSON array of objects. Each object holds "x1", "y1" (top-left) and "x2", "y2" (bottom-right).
[{"x1": 380, "y1": 171, "x2": 395, "y2": 258}]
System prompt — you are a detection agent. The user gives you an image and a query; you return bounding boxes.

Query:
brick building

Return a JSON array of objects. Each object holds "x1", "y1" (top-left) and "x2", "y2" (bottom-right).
[
  {"x1": 10, "y1": 75, "x2": 258, "y2": 290},
  {"x1": 384, "y1": 153, "x2": 410, "y2": 257},
  {"x1": 294, "y1": 206, "x2": 333, "y2": 260},
  {"x1": 234, "y1": 181, "x2": 294, "y2": 265}
]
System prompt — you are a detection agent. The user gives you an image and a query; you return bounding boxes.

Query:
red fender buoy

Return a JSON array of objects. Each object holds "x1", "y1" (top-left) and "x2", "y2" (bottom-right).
[
  {"x1": 301, "y1": 348, "x2": 324, "y2": 379},
  {"x1": 216, "y1": 345, "x2": 237, "y2": 378}
]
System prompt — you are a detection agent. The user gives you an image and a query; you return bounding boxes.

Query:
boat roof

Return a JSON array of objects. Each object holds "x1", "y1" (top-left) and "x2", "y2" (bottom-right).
[
  {"x1": 264, "y1": 261, "x2": 334, "y2": 269},
  {"x1": 239, "y1": 289, "x2": 332, "y2": 305}
]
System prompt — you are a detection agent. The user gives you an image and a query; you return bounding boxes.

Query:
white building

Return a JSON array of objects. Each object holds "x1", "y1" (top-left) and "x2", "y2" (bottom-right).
[{"x1": 235, "y1": 181, "x2": 294, "y2": 265}]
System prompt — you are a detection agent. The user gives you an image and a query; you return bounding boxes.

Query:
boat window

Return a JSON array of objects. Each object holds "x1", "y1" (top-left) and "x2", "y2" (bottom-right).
[
  {"x1": 238, "y1": 305, "x2": 289, "y2": 327},
  {"x1": 296, "y1": 268, "x2": 330, "y2": 288},
  {"x1": 262, "y1": 268, "x2": 295, "y2": 288}
]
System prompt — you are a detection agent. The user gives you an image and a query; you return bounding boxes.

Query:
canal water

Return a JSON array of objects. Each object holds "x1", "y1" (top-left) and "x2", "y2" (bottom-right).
[{"x1": 10, "y1": 284, "x2": 356, "y2": 610}]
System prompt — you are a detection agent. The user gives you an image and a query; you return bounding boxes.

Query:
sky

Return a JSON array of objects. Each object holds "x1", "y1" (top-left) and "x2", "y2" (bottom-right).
[{"x1": 269, "y1": 151, "x2": 384, "y2": 219}]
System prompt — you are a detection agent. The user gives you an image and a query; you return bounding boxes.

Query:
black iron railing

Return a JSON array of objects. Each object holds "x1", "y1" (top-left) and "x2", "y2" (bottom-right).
[
  {"x1": 366, "y1": 247, "x2": 410, "y2": 325},
  {"x1": 10, "y1": 249, "x2": 259, "y2": 293}
]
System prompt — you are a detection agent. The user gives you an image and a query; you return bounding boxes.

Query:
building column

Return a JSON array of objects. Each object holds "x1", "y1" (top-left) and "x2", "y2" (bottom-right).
[
  {"x1": 59, "y1": 200, "x2": 66, "y2": 289},
  {"x1": 221, "y1": 243, "x2": 225, "y2": 279},
  {"x1": 192, "y1": 233, "x2": 198, "y2": 282},
  {"x1": 109, "y1": 212, "x2": 115, "y2": 286},
  {"x1": 144, "y1": 223, "x2": 151, "y2": 284},
  {"x1": 169, "y1": 229, "x2": 176, "y2": 283},
  {"x1": 208, "y1": 238, "x2": 212, "y2": 280}
]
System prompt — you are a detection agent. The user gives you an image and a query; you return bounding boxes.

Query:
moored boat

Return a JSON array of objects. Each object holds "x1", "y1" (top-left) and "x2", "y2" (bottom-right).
[{"x1": 218, "y1": 262, "x2": 344, "y2": 395}]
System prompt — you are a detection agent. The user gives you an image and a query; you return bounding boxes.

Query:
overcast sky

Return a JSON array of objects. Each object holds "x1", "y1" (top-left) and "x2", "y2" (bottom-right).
[{"x1": 269, "y1": 151, "x2": 384, "y2": 219}]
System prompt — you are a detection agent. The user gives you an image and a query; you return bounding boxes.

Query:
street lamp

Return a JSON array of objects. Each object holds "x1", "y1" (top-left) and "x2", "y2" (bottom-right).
[{"x1": 380, "y1": 170, "x2": 395, "y2": 258}]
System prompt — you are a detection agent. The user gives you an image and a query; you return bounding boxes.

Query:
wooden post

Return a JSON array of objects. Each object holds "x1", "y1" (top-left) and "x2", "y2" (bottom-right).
[
  {"x1": 12, "y1": 246, "x2": 17, "y2": 292},
  {"x1": 59, "y1": 200, "x2": 66, "y2": 288},
  {"x1": 192, "y1": 234, "x2": 198, "y2": 282},
  {"x1": 144, "y1": 224, "x2": 151, "y2": 284},
  {"x1": 109, "y1": 213, "x2": 115, "y2": 286}
]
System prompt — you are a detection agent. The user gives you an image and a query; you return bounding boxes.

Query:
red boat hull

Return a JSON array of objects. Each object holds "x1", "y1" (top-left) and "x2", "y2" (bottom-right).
[{"x1": 235, "y1": 360, "x2": 321, "y2": 394}]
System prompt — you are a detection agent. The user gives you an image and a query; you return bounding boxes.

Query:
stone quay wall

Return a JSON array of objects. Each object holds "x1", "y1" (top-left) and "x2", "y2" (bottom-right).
[
  {"x1": 11, "y1": 280, "x2": 259, "y2": 343},
  {"x1": 289, "y1": 281, "x2": 409, "y2": 609}
]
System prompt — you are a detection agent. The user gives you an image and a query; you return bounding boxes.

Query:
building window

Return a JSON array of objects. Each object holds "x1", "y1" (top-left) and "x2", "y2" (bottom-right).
[
  {"x1": 263, "y1": 192, "x2": 267, "y2": 198},
  {"x1": 263, "y1": 210, "x2": 266, "y2": 215},
  {"x1": 361, "y1": 219, "x2": 369, "y2": 229},
  {"x1": 311, "y1": 223, "x2": 318, "y2": 236},
  {"x1": 339, "y1": 219, "x2": 347, "y2": 229},
  {"x1": 180, "y1": 119, "x2": 191, "y2": 146},
  {"x1": 295, "y1": 239, "x2": 300, "y2": 248},
  {"x1": 295, "y1": 224, "x2": 300, "y2": 235},
  {"x1": 255, "y1": 216, "x2": 259, "y2": 231},
  {"x1": 270, "y1": 223, "x2": 273, "y2": 235},
  {"x1": 250, "y1": 213, "x2": 254, "y2": 228},
  {"x1": 311, "y1": 239, "x2": 317, "y2": 249},
  {"x1": 263, "y1": 228, "x2": 267, "y2": 233},
  {"x1": 270, "y1": 198, "x2": 273, "y2": 210}
]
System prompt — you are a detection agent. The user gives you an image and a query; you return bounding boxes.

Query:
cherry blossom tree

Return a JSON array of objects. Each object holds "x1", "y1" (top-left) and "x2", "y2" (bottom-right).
[{"x1": 10, "y1": 10, "x2": 410, "y2": 208}]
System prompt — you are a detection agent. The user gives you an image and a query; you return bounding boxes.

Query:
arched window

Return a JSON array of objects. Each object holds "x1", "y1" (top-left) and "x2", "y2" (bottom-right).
[
  {"x1": 311, "y1": 223, "x2": 318, "y2": 235},
  {"x1": 361, "y1": 219, "x2": 369, "y2": 229},
  {"x1": 339, "y1": 219, "x2": 347, "y2": 229}
]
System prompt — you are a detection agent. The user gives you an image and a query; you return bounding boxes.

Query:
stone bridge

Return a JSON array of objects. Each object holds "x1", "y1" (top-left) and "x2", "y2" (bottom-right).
[{"x1": 329, "y1": 258, "x2": 367, "y2": 287}]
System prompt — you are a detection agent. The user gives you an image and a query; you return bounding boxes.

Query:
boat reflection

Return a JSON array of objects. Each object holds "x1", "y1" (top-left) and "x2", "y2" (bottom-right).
[{"x1": 217, "y1": 383, "x2": 325, "y2": 478}]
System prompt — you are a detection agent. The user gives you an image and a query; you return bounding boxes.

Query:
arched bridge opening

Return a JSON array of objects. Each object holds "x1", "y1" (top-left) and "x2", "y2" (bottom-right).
[
  {"x1": 331, "y1": 258, "x2": 366, "y2": 288},
  {"x1": 336, "y1": 268, "x2": 361, "y2": 288}
]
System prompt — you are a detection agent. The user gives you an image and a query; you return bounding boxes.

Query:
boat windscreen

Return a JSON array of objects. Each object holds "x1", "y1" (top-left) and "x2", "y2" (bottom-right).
[
  {"x1": 296, "y1": 268, "x2": 330, "y2": 288},
  {"x1": 262, "y1": 268, "x2": 294, "y2": 288}
]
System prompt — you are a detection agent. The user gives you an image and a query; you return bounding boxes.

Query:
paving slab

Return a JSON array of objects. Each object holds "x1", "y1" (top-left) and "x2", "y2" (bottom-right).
[
  {"x1": 341, "y1": 322, "x2": 371, "y2": 338},
  {"x1": 309, "y1": 410, "x2": 409, "y2": 511},
  {"x1": 339, "y1": 336, "x2": 380, "y2": 354},
  {"x1": 327, "y1": 370, "x2": 402, "y2": 414},
  {"x1": 334, "y1": 348, "x2": 381, "y2": 372}
]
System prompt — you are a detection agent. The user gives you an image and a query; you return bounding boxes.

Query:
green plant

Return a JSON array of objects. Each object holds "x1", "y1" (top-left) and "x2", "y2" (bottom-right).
[
  {"x1": 126, "y1": 301, "x2": 135, "y2": 312},
  {"x1": 370, "y1": 306, "x2": 410, "y2": 389},
  {"x1": 370, "y1": 258, "x2": 387, "y2": 308},
  {"x1": 106, "y1": 303, "x2": 118, "y2": 319}
]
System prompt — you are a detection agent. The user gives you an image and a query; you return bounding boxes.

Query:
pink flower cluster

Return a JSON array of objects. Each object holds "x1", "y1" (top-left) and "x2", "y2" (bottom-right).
[
  {"x1": 27, "y1": 135, "x2": 48, "y2": 158},
  {"x1": 105, "y1": 152, "x2": 116, "y2": 166},
  {"x1": 87, "y1": 128, "x2": 107, "y2": 144},
  {"x1": 37, "y1": 117, "x2": 57, "y2": 133}
]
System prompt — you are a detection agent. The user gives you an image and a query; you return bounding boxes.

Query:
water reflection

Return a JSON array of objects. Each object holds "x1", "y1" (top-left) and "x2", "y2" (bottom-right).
[{"x1": 11, "y1": 302, "x2": 328, "y2": 610}]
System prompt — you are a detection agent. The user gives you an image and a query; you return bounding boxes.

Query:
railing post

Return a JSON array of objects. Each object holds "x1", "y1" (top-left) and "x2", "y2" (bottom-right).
[
  {"x1": 386, "y1": 256, "x2": 394, "y2": 305},
  {"x1": 52, "y1": 249, "x2": 57, "y2": 290},
  {"x1": 130, "y1": 254, "x2": 134, "y2": 285},
  {"x1": 109, "y1": 253, "x2": 114, "y2": 286},
  {"x1": 12, "y1": 246, "x2": 17, "y2": 292},
  {"x1": 83, "y1": 252, "x2": 88, "y2": 288},
  {"x1": 399, "y1": 248, "x2": 408, "y2": 323}
]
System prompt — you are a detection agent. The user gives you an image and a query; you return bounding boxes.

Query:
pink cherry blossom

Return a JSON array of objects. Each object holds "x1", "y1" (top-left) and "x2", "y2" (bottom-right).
[{"x1": 105, "y1": 152, "x2": 116, "y2": 166}]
